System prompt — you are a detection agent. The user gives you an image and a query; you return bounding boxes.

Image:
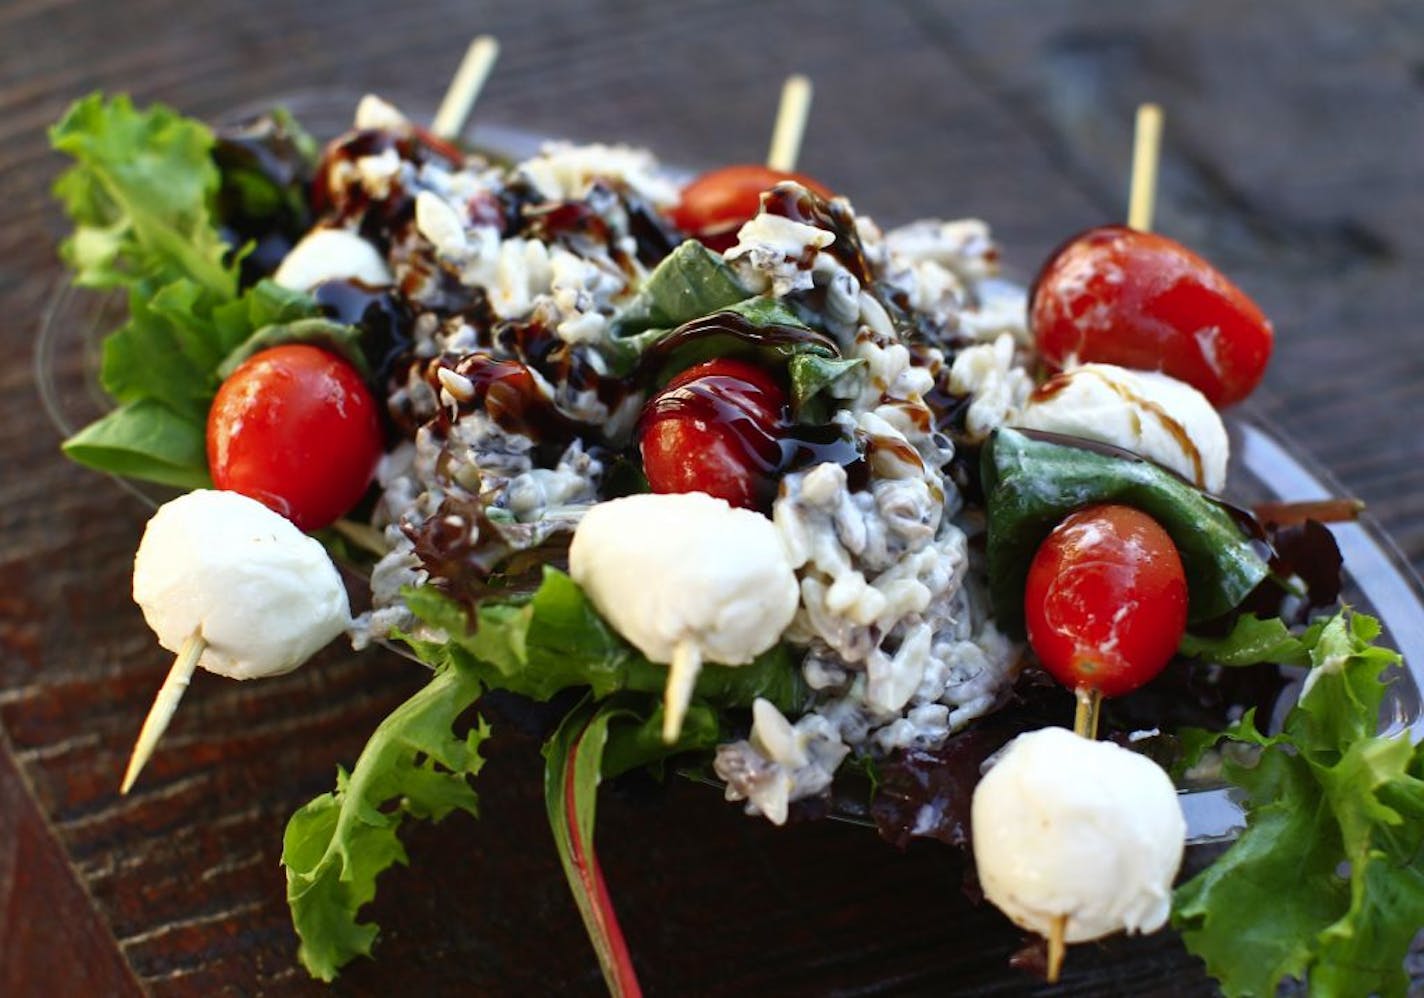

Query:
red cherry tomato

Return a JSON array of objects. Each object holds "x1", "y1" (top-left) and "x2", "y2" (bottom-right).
[
  {"x1": 638, "y1": 358, "x2": 787, "y2": 511},
  {"x1": 670, "y1": 165, "x2": 832, "y2": 251},
  {"x1": 1024, "y1": 504, "x2": 1188, "y2": 698},
  {"x1": 207, "y1": 344, "x2": 383, "y2": 531},
  {"x1": 1031, "y1": 225, "x2": 1273, "y2": 407}
]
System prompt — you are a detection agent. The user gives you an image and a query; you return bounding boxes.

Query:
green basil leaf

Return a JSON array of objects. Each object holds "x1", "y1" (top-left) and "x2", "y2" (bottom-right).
[
  {"x1": 61, "y1": 398, "x2": 211, "y2": 489},
  {"x1": 982, "y1": 427, "x2": 1270, "y2": 637},
  {"x1": 607, "y1": 239, "x2": 747, "y2": 338},
  {"x1": 217, "y1": 316, "x2": 369, "y2": 380},
  {"x1": 788, "y1": 352, "x2": 862, "y2": 421}
]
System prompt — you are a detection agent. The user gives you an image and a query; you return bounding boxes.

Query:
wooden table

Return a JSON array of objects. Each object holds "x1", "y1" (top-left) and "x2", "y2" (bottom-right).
[{"x1": 3, "y1": 1, "x2": 1421, "y2": 994}]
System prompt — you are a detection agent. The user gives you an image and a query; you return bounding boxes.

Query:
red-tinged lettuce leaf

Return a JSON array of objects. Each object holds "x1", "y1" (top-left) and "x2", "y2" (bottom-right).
[
  {"x1": 1172, "y1": 610, "x2": 1424, "y2": 997},
  {"x1": 282, "y1": 665, "x2": 489, "y2": 982},
  {"x1": 542, "y1": 695, "x2": 718, "y2": 997},
  {"x1": 399, "y1": 567, "x2": 806, "y2": 713}
]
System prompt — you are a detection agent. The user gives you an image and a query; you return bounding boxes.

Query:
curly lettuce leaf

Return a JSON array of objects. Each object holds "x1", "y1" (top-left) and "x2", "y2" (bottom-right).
[
  {"x1": 50, "y1": 93, "x2": 332, "y2": 488},
  {"x1": 50, "y1": 92, "x2": 235, "y2": 297},
  {"x1": 400, "y1": 567, "x2": 806, "y2": 713},
  {"x1": 1173, "y1": 610, "x2": 1424, "y2": 997},
  {"x1": 282, "y1": 665, "x2": 489, "y2": 981},
  {"x1": 1178, "y1": 613, "x2": 1329, "y2": 668}
]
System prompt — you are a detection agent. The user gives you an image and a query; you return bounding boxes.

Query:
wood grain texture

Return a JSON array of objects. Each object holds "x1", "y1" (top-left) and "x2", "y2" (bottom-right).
[{"x1": 1, "y1": 0, "x2": 1421, "y2": 994}]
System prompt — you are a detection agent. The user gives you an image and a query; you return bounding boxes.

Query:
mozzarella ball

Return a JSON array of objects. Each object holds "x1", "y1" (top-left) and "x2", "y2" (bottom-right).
[
  {"x1": 133, "y1": 490, "x2": 351, "y2": 679},
  {"x1": 569, "y1": 492, "x2": 799, "y2": 666},
  {"x1": 1015, "y1": 363, "x2": 1229, "y2": 492},
  {"x1": 273, "y1": 228, "x2": 393, "y2": 291},
  {"x1": 971, "y1": 727, "x2": 1185, "y2": 943}
]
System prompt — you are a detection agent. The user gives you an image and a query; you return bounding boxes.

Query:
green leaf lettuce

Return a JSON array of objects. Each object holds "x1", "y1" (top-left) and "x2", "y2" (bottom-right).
[{"x1": 1173, "y1": 610, "x2": 1424, "y2": 997}]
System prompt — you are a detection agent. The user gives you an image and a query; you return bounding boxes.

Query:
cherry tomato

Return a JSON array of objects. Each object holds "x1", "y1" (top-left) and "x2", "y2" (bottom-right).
[
  {"x1": 1024, "y1": 503, "x2": 1188, "y2": 698},
  {"x1": 1031, "y1": 225, "x2": 1273, "y2": 407},
  {"x1": 670, "y1": 165, "x2": 832, "y2": 251},
  {"x1": 207, "y1": 344, "x2": 383, "y2": 532},
  {"x1": 638, "y1": 358, "x2": 787, "y2": 511}
]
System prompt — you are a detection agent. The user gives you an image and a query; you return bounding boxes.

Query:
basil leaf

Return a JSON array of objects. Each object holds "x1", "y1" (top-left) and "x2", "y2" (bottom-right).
[
  {"x1": 218, "y1": 316, "x2": 369, "y2": 380},
  {"x1": 607, "y1": 239, "x2": 747, "y2": 338},
  {"x1": 61, "y1": 398, "x2": 211, "y2": 489},
  {"x1": 400, "y1": 567, "x2": 806, "y2": 713},
  {"x1": 209, "y1": 278, "x2": 322, "y2": 357},
  {"x1": 788, "y1": 352, "x2": 862, "y2": 421},
  {"x1": 282, "y1": 665, "x2": 489, "y2": 982},
  {"x1": 982, "y1": 427, "x2": 1270, "y2": 637}
]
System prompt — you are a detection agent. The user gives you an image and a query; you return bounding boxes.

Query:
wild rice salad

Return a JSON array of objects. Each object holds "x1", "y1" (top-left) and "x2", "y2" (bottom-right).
[{"x1": 321, "y1": 96, "x2": 1034, "y2": 823}]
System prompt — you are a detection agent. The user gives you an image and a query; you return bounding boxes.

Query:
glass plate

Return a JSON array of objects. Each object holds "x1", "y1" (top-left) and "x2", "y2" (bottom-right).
[{"x1": 36, "y1": 91, "x2": 1424, "y2": 846}]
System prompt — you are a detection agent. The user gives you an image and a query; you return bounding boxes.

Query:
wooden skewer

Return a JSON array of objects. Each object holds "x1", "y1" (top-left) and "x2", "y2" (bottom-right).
[
  {"x1": 662, "y1": 640, "x2": 702, "y2": 743},
  {"x1": 1046, "y1": 104, "x2": 1162, "y2": 984},
  {"x1": 1073, "y1": 686, "x2": 1102, "y2": 741},
  {"x1": 431, "y1": 35, "x2": 501, "y2": 141},
  {"x1": 1127, "y1": 103, "x2": 1163, "y2": 232},
  {"x1": 1043, "y1": 684, "x2": 1104, "y2": 979},
  {"x1": 1047, "y1": 915, "x2": 1068, "y2": 983},
  {"x1": 121, "y1": 633, "x2": 206, "y2": 794},
  {"x1": 331, "y1": 517, "x2": 390, "y2": 557},
  {"x1": 766, "y1": 74, "x2": 813, "y2": 172}
]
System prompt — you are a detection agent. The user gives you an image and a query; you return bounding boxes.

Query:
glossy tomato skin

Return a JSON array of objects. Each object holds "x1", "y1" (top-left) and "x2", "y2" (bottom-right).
[
  {"x1": 1024, "y1": 503, "x2": 1188, "y2": 698},
  {"x1": 670, "y1": 165, "x2": 831, "y2": 251},
  {"x1": 1031, "y1": 225, "x2": 1273, "y2": 407},
  {"x1": 638, "y1": 358, "x2": 787, "y2": 512},
  {"x1": 207, "y1": 344, "x2": 383, "y2": 532}
]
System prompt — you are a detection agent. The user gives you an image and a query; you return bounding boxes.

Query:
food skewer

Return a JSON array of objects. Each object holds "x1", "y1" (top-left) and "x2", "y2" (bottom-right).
[
  {"x1": 431, "y1": 34, "x2": 501, "y2": 141},
  {"x1": 1127, "y1": 103, "x2": 1163, "y2": 233},
  {"x1": 1045, "y1": 102, "x2": 1166, "y2": 983},
  {"x1": 766, "y1": 73, "x2": 813, "y2": 172},
  {"x1": 120, "y1": 44, "x2": 508, "y2": 795},
  {"x1": 119, "y1": 493, "x2": 352, "y2": 794},
  {"x1": 121, "y1": 634, "x2": 205, "y2": 794}
]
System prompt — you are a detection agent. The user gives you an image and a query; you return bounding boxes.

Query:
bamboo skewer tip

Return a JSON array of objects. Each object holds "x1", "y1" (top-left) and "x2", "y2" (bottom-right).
[
  {"x1": 662, "y1": 641, "x2": 703, "y2": 744},
  {"x1": 120, "y1": 632, "x2": 206, "y2": 794},
  {"x1": 431, "y1": 35, "x2": 502, "y2": 141},
  {"x1": 1127, "y1": 102, "x2": 1164, "y2": 232},
  {"x1": 1047, "y1": 914, "x2": 1068, "y2": 983},
  {"x1": 766, "y1": 74, "x2": 814, "y2": 172}
]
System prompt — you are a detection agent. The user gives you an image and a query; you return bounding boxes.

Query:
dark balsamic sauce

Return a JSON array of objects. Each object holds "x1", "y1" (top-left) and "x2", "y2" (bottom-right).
[
  {"x1": 311, "y1": 279, "x2": 413, "y2": 384},
  {"x1": 760, "y1": 182, "x2": 875, "y2": 286},
  {"x1": 213, "y1": 112, "x2": 315, "y2": 286},
  {"x1": 634, "y1": 309, "x2": 839, "y2": 379},
  {"x1": 639, "y1": 364, "x2": 865, "y2": 509}
]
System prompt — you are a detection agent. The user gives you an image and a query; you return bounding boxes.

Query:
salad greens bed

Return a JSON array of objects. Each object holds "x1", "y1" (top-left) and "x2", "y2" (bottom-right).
[{"x1": 49, "y1": 93, "x2": 1424, "y2": 996}]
